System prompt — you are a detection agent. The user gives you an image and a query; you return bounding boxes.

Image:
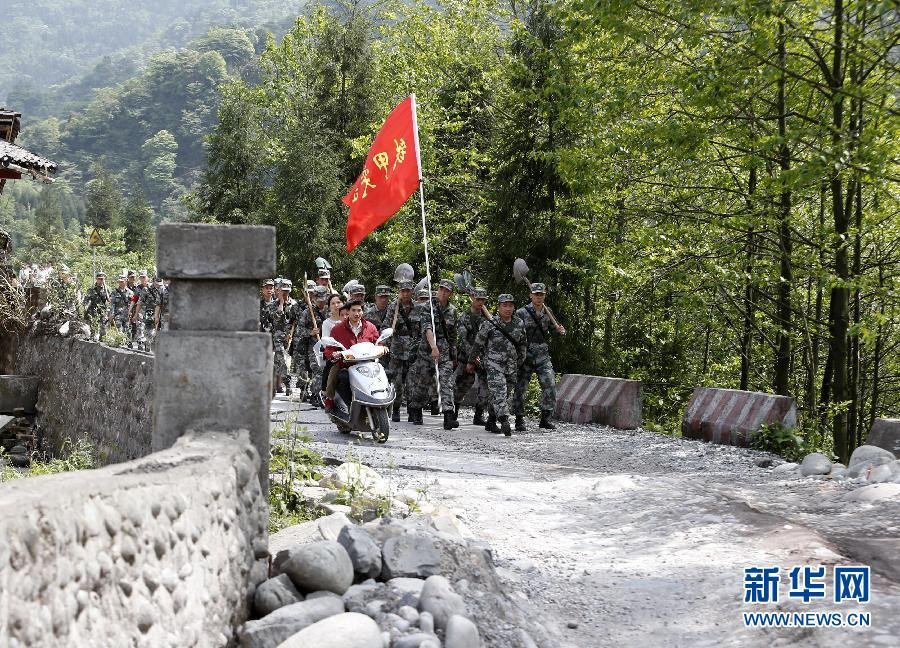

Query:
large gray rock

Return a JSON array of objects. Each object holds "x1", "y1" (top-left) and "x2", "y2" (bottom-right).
[
  {"x1": 319, "y1": 512, "x2": 353, "y2": 541},
  {"x1": 269, "y1": 520, "x2": 324, "y2": 556},
  {"x1": 867, "y1": 460, "x2": 900, "y2": 484},
  {"x1": 445, "y1": 615, "x2": 481, "y2": 648},
  {"x1": 282, "y1": 541, "x2": 354, "y2": 595},
  {"x1": 239, "y1": 597, "x2": 344, "y2": 648},
  {"x1": 800, "y1": 452, "x2": 833, "y2": 476},
  {"x1": 382, "y1": 533, "x2": 441, "y2": 580},
  {"x1": 848, "y1": 445, "x2": 896, "y2": 468},
  {"x1": 842, "y1": 483, "x2": 900, "y2": 503},
  {"x1": 255, "y1": 574, "x2": 304, "y2": 617},
  {"x1": 418, "y1": 575, "x2": 465, "y2": 631},
  {"x1": 868, "y1": 418, "x2": 900, "y2": 457},
  {"x1": 338, "y1": 525, "x2": 383, "y2": 580},
  {"x1": 276, "y1": 612, "x2": 382, "y2": 648}
]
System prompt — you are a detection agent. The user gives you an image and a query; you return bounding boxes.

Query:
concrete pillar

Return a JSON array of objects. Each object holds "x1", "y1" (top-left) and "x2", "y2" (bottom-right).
[{"x1": 152, "y1": 223, "x2": 275, "y2": 489}]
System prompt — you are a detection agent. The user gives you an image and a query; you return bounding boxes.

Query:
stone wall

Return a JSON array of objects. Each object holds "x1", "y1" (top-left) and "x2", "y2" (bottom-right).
[
  {"x1": 0, "y1": 431, "x2": 267, "y2": 648},
  {"x1": 15, "y1": 335, "x2": 154, "y2": 464}
]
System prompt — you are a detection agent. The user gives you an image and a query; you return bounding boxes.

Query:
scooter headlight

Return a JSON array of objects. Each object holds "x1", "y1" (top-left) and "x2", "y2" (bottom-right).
[{"x1": 355, "y1": 364, "x2": 378, "y2": 378}]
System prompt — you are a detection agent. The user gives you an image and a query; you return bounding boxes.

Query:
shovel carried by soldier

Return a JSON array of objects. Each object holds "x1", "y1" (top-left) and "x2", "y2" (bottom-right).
[{"x1": 512, "y1": 258, "x2": 565, "y2": 334}]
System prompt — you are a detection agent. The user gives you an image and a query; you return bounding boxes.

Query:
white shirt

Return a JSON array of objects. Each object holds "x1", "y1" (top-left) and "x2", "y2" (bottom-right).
[{"x1": 322, "y1": 317, "x2": 342, "y2": 339}]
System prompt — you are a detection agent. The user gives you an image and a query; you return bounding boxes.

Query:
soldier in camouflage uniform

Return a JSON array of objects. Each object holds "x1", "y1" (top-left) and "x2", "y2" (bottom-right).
[
  {"x1": 455, "y1": 287, "x2": 491, "y2": 426},
  {"x1": 130, "y1": 271, "x2": 151, "y2": 349},
  {"x1": 348, "y1": 283, "x2": 372, "y2": 315},
  {"x1": 268, "y1": 279, "x2": 298, "y2": 396},
  {"x1": 49, "y1": 265, "x2": 82, "y2": 315},
  {"x1": 138, "y1": 277, "x2": 163, "y2": 351},
  {"x1": 408, "y1": 278, "x2": 459, "y2": 430},
  {"x1": 365, "y1": 285, "x2": 391, "y2": 328},
  {"x1": 381, "y1": 280, "x2": 418, "y2": 422},
  {"x1": 82, "y1": 272, "x2": 110, "y2": 340},
  {"x1": 109, "y1": 275, "x2": 133, "y2": 335},
  {"x1": 513, "y1": 283, "x2": 567, "y2": 430},
  {"x1": 259, "y1": 279, "x2": 275, "y2": 333},
  {"x1": 468, "y1": 294, "x2": 527, "y2": 437},
  {"x1": 295, "y1": 285, "x2": 327, "y2": 405}
]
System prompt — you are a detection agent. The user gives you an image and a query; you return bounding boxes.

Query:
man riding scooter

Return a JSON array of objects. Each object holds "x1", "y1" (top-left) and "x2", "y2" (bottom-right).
[{"x1": 322, "y1": 301, "x2": 381, "y2": 411}]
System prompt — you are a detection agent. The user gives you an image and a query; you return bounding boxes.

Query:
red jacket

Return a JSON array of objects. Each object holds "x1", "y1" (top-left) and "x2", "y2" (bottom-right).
[{"x1": 325, "y1": 319, "x2": 380, "y2": 363}]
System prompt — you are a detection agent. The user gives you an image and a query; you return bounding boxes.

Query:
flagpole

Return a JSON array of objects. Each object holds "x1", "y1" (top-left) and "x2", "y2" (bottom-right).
[{"x1": 410, "y1": 94, "x2": 442, "y2": 412}]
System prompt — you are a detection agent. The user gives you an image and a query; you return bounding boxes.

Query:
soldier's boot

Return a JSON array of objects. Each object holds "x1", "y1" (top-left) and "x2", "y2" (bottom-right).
[
  {"x1": 473, "y1": 406, "x2": 486, "y2": 426},
  {"x1": 499, "y1": 415, "x2": 512, "y2": 437},
  {"x1": 407, "y1": 407, "x2": 415, "y2": 423},
  {"x1": 429, "y1": 401, "x2": 440, "y2": 416},
  {"x1": 454, "y1": 405, "x2": 460, "y2": 424},
  {"x1": 392, "y1": 401, "x2": 401, "y2": 423},
  {"x1": 539, "y1": 411, "x2": 556, "y2": 430},
  {"x1": 443, "y1": 411, "x2": 457, "y2": 431},
  {"x1": 515, "y1": 415, "x2": 527, "y2": 432},
  {"x1": 410, "y1": 408, "x2": 423, "y2": 425},
  {"x1": 485, "y1": 413, "x2": 500, "y2": 434},
  {"x1": 284, "y1": 376, "x2": 292, "y2": 396}
]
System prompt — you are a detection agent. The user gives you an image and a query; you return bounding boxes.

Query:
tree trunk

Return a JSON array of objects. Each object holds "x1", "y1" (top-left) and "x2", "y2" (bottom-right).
[
  {"x1": 740, "y1": 167, "x2": 758, "y2": 391},
  {"x1": 828, "y1": 0, "x2": 850, "y2": 464},
  {"x1": 807, "y1": 184, "x2": 826, "y2": 417},
  {"x1": 774, "y1": 18, "x2": 793, "y2": 395}
]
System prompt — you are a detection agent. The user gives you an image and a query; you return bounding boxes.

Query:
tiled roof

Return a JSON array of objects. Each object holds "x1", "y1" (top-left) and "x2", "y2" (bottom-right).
[{"x1": 0, "y1": 139, "x2": 58, "y2": 173}]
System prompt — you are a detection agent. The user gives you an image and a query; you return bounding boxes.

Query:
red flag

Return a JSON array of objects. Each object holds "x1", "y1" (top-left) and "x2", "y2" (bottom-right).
[{"x1": 342, "y1": 96, "x2": 421, "y2": 252}]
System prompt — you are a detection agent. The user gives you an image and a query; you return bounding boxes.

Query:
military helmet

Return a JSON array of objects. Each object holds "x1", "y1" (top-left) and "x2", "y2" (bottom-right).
[
  {"x1": 281, "y1": 279, "x2": 293, "y2": 290},
  {"x1": 138, "y1": 270, "x2": 148, "y2": 278},
  {"x1": 437, "y1": 278, "x2": 455, "y2": 292},
  {"x1": 529, "y1": 282, "x2": 547, "y2": 294},
  {"x1": 117, "y1": 274, "x2": 127, "y2": 281},
  {"x1": 416, "y1": 288, "x2": 430, "y2": 299},
  {"x1": 306, "y1": 279, "x2": 315, "y2": 291},
  {"x1": 262, "y1": 278, "x2": 275, "y2": 287},
  {"x1": 313, "y1": 285, "x2": 328, "y2": 299},
  {"x1": 95, "y1": 272, "x2": 106, "y2": 279},
  {"x1": 497, "y1": 293, "x2": 515, "y2": 304},
  {"x1": 398, "y1": 280, "x2": 414, "y2": 291},
  {"x1": 127, "y1": 270, "x2": 136, "y2": 278},
  {"x1": 350, "y1": 283, "x2": 366, "y2": 295},
  {"x1": 472, "y1": 287, "x2": 488, "y2": 299},
  {"x1": 375, "y1": 284, "x2": 391, "y2": 296},
  {"x1": 317, "y1": 268, "x2": 331, "y2": 279}
]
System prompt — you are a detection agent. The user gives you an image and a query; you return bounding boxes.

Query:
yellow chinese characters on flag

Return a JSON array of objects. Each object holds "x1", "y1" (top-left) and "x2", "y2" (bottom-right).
[{"x1": 342, "y1": 97, "x2": 421, "y2": 252}]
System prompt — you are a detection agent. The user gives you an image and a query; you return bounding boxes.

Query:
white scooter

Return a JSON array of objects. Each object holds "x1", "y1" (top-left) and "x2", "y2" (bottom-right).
[{"x1": 319, "y1": 328, "x2": 395, "y2": 443}]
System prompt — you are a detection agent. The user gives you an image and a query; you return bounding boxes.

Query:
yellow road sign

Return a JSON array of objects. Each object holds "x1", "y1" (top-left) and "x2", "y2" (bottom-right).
[{"x1": 88, "y1": 228, "x2": 106, "y2": 247}]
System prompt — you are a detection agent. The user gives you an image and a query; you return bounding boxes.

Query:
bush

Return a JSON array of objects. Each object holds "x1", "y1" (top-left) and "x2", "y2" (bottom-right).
[
  {"x1": 268, "y1": 417, "x2": 323, "y2": 534},
  {"x1": 750, "y1": 422, "x2": 833, "y2": 463}
]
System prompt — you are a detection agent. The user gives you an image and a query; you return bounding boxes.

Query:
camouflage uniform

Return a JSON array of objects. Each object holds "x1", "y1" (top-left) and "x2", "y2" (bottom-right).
[
  {"x1": 513, "y1": 296, "x2": 560, "y2": 416},
  {"x1": 109, "y1": 285, "x2": 133, "y2": 334},
  {"x1": 158, "y1": 284, "x2": 170, "y2": 330},
  {"x1": 139, "y1": 284, "x2": 162, "y2": 350},
  {"x1": 408, "y1": 283, "x2": 458, "y2": 413},
  {"x1": 268, "y1": 295, "x2": 298, "y2": 392},
  {"x1": 382, "y1": 290, "x2": 418, "y2": 411},
  {"x1": 469, "y1": 302, "x2": 526, "y2": 420},
  {"x1": 295, "y1": 298, "x2": 326, "y2": 396},
  {"x1": 131, "y1": 281, "x2": 150, "y2": 345},
  {"x1": 83, "y1": 281, "x2": 109, "y2": 338},
  {"x1": 454, "y1": 301, "x2": 491, "y2": 412}
]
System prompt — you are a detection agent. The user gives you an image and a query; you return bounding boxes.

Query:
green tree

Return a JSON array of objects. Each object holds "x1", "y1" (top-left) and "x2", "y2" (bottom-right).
[
  {"x1": 32, "y1": 184, "x2": 65, "y2": 235},
  {"x1": 122, "y1": 194, "x2": 155, "y2": 253},
  {"x1": 141, "y1": 130, "x2": 178, "y2": 210},
  {"x1": 84, "y1": 165, "x2": 123, "y2": 229}
]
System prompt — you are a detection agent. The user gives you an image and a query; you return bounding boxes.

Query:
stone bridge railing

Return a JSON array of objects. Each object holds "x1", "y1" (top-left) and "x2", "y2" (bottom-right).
[{"x1": 0, "y1": 224, "x2": 275, "y2": 647}]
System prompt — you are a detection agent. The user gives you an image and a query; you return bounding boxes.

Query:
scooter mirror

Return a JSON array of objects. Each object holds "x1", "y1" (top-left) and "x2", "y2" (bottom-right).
[
  {"x1": 321, "y1": 336, "x2": 346, "y2": 350},
  {"x1": 377, "y1": 328, "x2": 394, "y2": 344}
]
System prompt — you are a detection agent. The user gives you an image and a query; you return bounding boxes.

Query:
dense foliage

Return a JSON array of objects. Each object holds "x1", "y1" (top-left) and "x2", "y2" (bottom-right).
[{"x1": 196, "y1": 0, "x2": 898, "y2": 460}]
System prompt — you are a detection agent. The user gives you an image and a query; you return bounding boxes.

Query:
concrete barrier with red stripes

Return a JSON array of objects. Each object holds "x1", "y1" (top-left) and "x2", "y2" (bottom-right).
[
  {"x1": 681, "y1": 387, "x2": 797, "y2": 446},
  {"x1": 554, "y1": 374, "x2": 642, "y2": 429}
]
